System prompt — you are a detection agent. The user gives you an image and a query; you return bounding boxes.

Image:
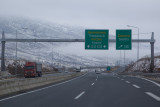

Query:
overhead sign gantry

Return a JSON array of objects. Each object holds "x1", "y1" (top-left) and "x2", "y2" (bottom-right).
[{"x1": 0, "y1": 31, "x2": 155, "y2": 72}]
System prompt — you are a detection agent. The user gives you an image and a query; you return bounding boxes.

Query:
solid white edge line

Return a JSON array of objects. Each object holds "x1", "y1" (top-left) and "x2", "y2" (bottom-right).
[
  {"x1": 132, "y1": 84, "x2": 141, "y2": 88},
  {"x1": 145, "y1": 92, "x2": 160, "y2": 102},
  {"x1": 0, "y1": 73, "x2": 87, "y2": 102},
  {"x1": 136, "y1": 76, "x2": 160, "y2": 87},
  {"x1": 127, "y1": 75, "x2": 160, "y2": 88},
  {"x1": 74, "y1": 91, "x2": 85, "y2": 100}
]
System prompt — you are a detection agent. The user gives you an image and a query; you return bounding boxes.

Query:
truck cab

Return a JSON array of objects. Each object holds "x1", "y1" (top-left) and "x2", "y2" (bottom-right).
[
  {"x1": 75, "y1": 67, "x2": 81, "y2": 72},
  {"x1": 24, "y1": 62, "x2": 42, "y2": 77}
]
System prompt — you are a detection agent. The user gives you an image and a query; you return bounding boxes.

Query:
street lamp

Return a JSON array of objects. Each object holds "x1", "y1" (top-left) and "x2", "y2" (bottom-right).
[
  {"x1": 15, "y1": 28, "x2": 28, "y2": 75},
  {"x1": 127, "y1": 25, "x2": 139, "y2": 71}
]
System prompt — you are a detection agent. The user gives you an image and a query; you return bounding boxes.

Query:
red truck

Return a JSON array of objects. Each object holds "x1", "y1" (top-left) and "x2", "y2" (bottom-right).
[{"x1": 24, "y1": 62, "x2": 42, "y2": 77}]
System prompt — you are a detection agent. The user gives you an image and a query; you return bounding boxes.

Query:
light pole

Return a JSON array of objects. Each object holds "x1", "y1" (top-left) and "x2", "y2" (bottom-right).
[
  {"x1": 32, "y1": 29, "x2": 37, "y2": 61},
  {"x1": 120, "y1": 50, "x2": 122, "y2": 66},
  {"x1": 52, "y1": 42, "x2": 53, "y2": 69},
  {"x1": 124, "y1": 50, "x2": 125, "y2": 66},
  {"x1": 15, "y1": 30, "x2": 17, "y2": 75},
  {"x1": 15, "y1": 28, "x2": 27, "y2": 75},
  {"x1": 127, "y1": 25, "x2": 139, "y2": 71}
]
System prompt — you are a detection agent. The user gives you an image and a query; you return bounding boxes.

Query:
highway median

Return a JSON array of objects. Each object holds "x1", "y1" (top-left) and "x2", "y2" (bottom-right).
[{"x1": 0, "y1": 72, "x2": 85, "y2": 97}]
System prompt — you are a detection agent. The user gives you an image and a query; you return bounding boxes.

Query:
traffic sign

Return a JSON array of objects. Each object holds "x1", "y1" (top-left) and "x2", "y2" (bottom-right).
[
  {"x1": 85, "y1": 30, "x2": 109, "y2": 50},
  {"x1": 116, "y1": 30, "x2": 132, "y2": 50},
  {"x1": 107, "y1": 66, "x2": 111, "y2": 71}
]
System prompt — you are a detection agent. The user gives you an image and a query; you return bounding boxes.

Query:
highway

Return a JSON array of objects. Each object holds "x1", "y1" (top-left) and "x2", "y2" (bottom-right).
[{"x1": 0, "y1": 72, "x2": 160, "y2": 107}]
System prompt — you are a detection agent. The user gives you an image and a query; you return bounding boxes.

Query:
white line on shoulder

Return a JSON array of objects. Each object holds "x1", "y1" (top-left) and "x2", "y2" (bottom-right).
[{"x1": 145, "y1": 92, "x2": 160, "y2": 101}]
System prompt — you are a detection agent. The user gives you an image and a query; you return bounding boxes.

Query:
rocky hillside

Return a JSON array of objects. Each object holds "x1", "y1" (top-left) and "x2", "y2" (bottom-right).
[{"x1": 125, "y1": 54, "x2": 160, "y2": 73}]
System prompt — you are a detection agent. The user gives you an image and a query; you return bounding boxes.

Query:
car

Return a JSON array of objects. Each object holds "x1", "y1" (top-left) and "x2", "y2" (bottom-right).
[
  {"x1": 65, "y1": 71, "x2": 68, "y2": 73},
  {"x1": 95, "y1": 70, "x2": 101, "y2": 74}
]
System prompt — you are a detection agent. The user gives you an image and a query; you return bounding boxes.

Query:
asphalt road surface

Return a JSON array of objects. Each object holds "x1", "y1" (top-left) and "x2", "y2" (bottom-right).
[{"x1": 0, "y1": 72, "x2": 160, "y2": 107}]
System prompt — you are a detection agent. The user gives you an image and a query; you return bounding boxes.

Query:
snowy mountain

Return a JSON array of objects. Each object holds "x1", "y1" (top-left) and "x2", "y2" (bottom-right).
[{"x1": 0, "y1": 17, "x2": 111, "y2": 67}]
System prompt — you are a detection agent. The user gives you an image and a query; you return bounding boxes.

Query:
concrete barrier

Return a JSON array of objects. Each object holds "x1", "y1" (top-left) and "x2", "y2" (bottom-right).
[{"x1": 0, "y1": 72, "x2": 84, "y2": 96}]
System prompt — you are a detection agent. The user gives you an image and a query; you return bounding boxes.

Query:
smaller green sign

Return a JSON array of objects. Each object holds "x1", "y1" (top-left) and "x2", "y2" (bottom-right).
[
  {"x1": 116, "y1": 30, "x2": 132, "y2": 50},
  {"x1": 107, "y1": 66, "x2": 111, "y2": 71}
]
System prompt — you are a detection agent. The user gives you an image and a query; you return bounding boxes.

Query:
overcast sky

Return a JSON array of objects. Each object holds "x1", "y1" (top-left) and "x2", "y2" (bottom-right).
[
  {"x1": 0, "y1": 0, "x2": 159, "y2": 29},
  {"x1": 0, "y1": 0, "x2": 160, "y2": 64},
  {"x1": 0, "y1": 0, "x2": 160, "y2": 35}
]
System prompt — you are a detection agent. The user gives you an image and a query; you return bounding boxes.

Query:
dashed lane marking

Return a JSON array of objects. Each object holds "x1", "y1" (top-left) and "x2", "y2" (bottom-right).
[
  {"x1": 91, "y1": 83, "x2": 95, "y2": 86},
  {"x1": 74, "y1": 91, "x2": 85, "y2": 100},
  {"x1": 132, "y1": 84, "x2": 141, "y2": 88},
  {"x1": 125, "y1": 81, "x2": 130, "y2": 83}
]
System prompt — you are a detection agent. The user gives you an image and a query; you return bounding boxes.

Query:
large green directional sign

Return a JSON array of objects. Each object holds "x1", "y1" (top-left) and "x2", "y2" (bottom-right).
[
  {"x1": 85, "y1": 30, "x2": 109, "y2": 50},
  {"x1": 116, "y1": 30, "x2": 132, "y2": 50}
]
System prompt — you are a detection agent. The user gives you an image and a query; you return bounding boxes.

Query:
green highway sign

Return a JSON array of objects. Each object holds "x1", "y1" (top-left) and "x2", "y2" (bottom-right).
[
  {"x1": 116, "y1": 30, "x2": 132, "y2": 50},
  {"x1": 107, "y1": 66, "x2": 111, "y2": 71},
  {"x1": 85, "y1": 30, "x2": 109, "y2": 50}
]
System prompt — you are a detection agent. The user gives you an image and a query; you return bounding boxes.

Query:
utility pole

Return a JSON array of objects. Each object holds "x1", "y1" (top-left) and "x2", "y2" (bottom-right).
[
  {"x1": 137, "y1": 28, "x2": 140, "y2": 71},
  {"x1": 120, "y1": 50, "x2": 121, "y2": 66},
  {"x1": 33, "y1": 30, "x2": 36, "y2": 61},
  {"x1": 124, "y1": 50, "x2": 125, "y2": 66},
  {"x1": 107, "y1": 55, "x2": 108, "y2": 66},
  {"x1": 150, "y1": 32, "x2": 154, "y2": 73},
  {"x1": 127, "y1": 25, "x2": 139, "y2": 71},
  {"x1": 52, "y1": 43, "x2": 53, "y2": 69},
  {"x1": 15, "y1": 30, "x2": 17, "y2": 75},
  {"x1": 15, "y1": 28, "x2": 28, "y2": 75}
]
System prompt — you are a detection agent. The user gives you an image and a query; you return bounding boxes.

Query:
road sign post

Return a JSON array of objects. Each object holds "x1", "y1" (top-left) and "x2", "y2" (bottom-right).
[
  {"x1": 85, "y1": 30, "x2": 109, "y2": 50},
  {"x1": 116, "y1": 30, "x2": 132, "y2": 50}
]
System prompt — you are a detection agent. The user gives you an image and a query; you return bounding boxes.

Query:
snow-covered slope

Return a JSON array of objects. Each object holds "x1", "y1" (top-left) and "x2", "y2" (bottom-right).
[{"x1": 0, "y1": 17, "x2": 111, "y2": 67}]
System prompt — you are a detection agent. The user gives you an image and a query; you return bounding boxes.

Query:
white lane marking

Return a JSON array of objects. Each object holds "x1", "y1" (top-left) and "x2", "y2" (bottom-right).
[
  {"x1": 121, "y1": 79, "x2": 124, "y2": 80},
  {"x1": 91, "y1": 83, "x2": 95, "y2": 86},
  {"x1": 97, "y1": 76, "x2": 98, "y2": 78},
  {"x1": 132, "y1": 84, "x2": 141, "y2": 88},
  {"x1": 74, "y1": 91, "x2": 85, "y2": 100},
  {"x1": 135, "y1": 76, "x2": 160, "y2": 88},
  {"x1": 125, "y1": 81, "x2": 130, "y2": 83},
  {"x1": 95, "y1": 79, "x2": 97, "y2": 81},
  {"x1": 0, "y1": 73, "x2": 87, "y2": 102},
  {"x1": 145, "y1": 92, "x2": 160, "y2": 102}
]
